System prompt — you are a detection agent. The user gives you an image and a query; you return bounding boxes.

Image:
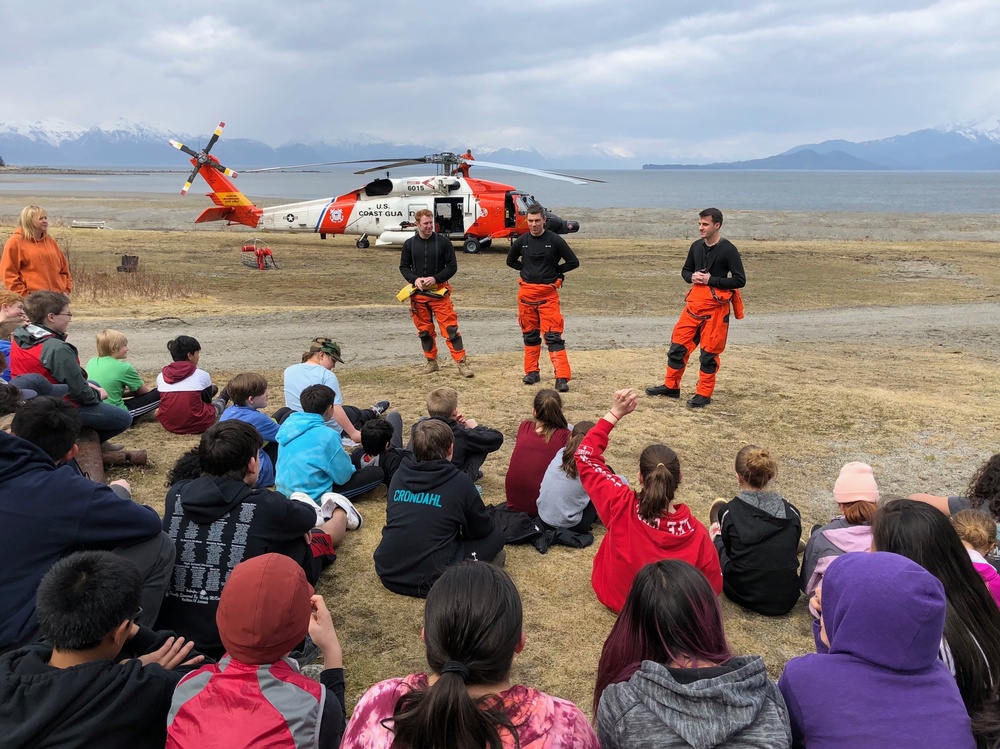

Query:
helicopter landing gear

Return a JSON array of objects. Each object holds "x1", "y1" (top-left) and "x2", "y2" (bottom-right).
[
  {"x1": 463, "y1": 236, "x2": 491, "y2": 254},
  {"x1": 356, "y1": 235, "x2": 370, "y2": 249}
]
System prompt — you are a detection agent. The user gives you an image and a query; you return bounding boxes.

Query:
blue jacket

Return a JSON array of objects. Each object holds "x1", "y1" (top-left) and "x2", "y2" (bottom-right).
[
  {"x1": 275, "y1": 412, "x2": 354, "y2": 501},
  {"x1": 0, "y1": 432, "x2": 162, "y2": 650}
]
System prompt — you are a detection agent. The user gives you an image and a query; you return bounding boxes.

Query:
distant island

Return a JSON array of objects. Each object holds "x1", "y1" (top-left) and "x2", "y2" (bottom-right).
[{"x1": 645, "y1": 125, "x2": 1000, "y2": 171}]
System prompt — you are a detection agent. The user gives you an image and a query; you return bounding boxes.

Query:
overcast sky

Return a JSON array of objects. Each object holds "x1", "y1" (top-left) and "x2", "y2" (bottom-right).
[{"x1": 3, "y1": 0, "x2": 999, "y2": 162}]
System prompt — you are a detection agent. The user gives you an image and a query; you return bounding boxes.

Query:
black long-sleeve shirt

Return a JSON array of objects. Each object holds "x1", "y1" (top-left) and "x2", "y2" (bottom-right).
[
  {"x1": 680, "y1": 238, "x2": 746, "y2": 289},
  {"x1": 506, "y1": 230, "x2": 579, "y2": 284},
  {"x1": 400, "y1": 233, "x2": 457, "y2": 285}
]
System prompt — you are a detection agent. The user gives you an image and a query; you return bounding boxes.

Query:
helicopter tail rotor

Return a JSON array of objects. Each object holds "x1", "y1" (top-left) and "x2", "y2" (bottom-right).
[{"x1": 169, "y1": 121, "x2": 238, "y2": 195}]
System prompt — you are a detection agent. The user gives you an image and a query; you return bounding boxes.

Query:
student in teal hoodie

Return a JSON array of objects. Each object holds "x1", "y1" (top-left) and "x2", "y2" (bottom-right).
[{"x1": 276, "y1": 384, "x2": 383, "y2": 502}]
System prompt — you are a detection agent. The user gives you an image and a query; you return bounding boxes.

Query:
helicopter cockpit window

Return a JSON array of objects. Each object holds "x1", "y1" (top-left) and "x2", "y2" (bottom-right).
[{"x1": 515, "y1": 195, "x2": 532, "y2": 215}]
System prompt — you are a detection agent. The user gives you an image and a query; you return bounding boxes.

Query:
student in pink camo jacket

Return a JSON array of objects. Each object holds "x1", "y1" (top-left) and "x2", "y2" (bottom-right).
[{"x1": 340, "y1": 562, "x2": 598, "y2": 749}]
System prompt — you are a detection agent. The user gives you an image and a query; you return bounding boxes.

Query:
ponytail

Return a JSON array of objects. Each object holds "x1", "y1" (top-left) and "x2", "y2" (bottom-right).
[
  {"x1": 532, "y1": 389, "x2": 568, "y2": 442},
  {"x1": 560, "y1": 421, "x2": 596, "y2": 478},
  {"x1": 637, "y1": 445, "x2": 680, "y2": 523},
  {"x1": 386, "y1": 563, "x2": 523, "y2": 749}
]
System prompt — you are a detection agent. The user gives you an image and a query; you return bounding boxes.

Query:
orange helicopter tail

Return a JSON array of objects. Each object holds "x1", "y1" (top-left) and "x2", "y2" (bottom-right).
[{"x1": 192, "y1": 157, "x2": 263, "y2": 228}]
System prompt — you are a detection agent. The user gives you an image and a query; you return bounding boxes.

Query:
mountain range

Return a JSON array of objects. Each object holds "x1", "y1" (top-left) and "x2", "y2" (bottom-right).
[
  {"x1": 644, "y1": 120, "x2": 1000, "y2": 170},
  {"x1": 2, "y1": 118, "x2": 1000, "y2": 170},
  {"x1": 0, "y1": 119, "x2": 609, "y2": 170}
]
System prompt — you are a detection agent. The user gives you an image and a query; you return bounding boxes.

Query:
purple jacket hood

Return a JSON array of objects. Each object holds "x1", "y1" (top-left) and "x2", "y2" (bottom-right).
[{"x1": 823, "y1": 551, "x2": 946, "y2": 671}]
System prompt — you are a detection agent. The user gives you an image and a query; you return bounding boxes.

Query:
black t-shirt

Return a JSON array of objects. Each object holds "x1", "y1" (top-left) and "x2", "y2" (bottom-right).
[
  {"x1": 507, "y1": 230, "x2": 580, "y2": 284},
  {"x1": 680, "y1": 238, "x2": 746, "y2": 289}
]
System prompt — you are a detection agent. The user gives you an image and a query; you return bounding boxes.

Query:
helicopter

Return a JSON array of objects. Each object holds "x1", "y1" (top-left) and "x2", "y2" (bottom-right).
[{"x1": 169, "y1": 122, "x2": 603, "y2": 253}]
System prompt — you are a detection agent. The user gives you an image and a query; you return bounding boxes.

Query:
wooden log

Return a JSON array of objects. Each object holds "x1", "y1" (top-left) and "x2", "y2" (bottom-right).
[
  {"x1": 75, "y1": 428, "x2": 105, "y2": 483},
  {"x1": 102, "y1": 449, "x2": 148, "y2": 467}
]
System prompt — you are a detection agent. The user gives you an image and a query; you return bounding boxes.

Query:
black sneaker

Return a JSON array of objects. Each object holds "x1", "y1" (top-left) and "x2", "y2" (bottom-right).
[
  {"x1": 687, "y1": 394, "x2": 712, "y2": 408},
  {"x1": 646, "y1": 385, "x2": 680, "y2": 397},
  {"x1": 523, "y1": 371, "x2": 541, "y2": 385},
  {"x1": 289, "y1": 636, "x2": 321, "y2": 668},
  {"x1": 371, "y1": 400, "x2": 390, "y2": 416},
  {"x1": 555, "y1": 378, "x2": 569, "y2": 393}
]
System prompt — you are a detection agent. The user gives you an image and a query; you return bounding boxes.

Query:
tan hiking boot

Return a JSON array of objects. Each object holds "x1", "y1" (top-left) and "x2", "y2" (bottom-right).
[
  {"x1": 457, "y1": 358, "x2": 474, "y2": 378},
  {"x1": 421, "y1": 358, "x2": 439, "y2": 374}
]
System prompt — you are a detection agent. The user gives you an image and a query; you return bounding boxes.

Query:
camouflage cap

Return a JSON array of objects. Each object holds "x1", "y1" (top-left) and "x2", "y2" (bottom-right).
[{"x1": 309, "y1": 337, "x2": 344, "y2": 364}]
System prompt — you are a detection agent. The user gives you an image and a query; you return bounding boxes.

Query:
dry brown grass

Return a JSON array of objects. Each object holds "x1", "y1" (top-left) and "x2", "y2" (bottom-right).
[{"x1": 12, "y1": 221, "x2": 1000, "y2": 717}]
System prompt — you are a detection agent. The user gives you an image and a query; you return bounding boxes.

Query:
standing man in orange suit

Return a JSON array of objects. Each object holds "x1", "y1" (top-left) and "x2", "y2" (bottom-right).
[
  {"x1": 506, "y1": 203, "x2": 580, "y2": 393},
  {"x1": 647, "y1": 208, "x2": 745, "y2": 408}
]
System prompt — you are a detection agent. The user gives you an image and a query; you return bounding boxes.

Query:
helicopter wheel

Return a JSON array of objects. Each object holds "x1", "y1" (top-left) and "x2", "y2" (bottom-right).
[
  {"x1": 356, "y1": 236, "x2": 370, "y2": 249},
  {"x1": 463, "y1": 237, "x2": 481, "y2": 254}
]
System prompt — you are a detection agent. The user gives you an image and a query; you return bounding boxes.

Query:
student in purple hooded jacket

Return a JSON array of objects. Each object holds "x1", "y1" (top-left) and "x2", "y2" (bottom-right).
[{"x1": 778, "y1": 552, "x2": 975, "y2": 749}]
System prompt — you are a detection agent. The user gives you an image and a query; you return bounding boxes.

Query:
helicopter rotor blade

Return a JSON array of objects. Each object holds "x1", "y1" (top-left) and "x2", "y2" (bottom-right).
[
  {"x1": 168, "y1": 139, "x2": 201, "y2": 160},
  {"x1": 353, "y1": 160, "x2": 427, "y2": 175},
  {"x1": 203, "y1": 121, "x2": 226, "y2": 155},
  {"x1": 463, "y1": 159, "x2": 605, "y2": 184},
  {"x1": 241, "y1": 158, "x2": 421, "y2": 173},
  {"x1": 180, "y1": 165, "x2": 200, "y2": 196}
]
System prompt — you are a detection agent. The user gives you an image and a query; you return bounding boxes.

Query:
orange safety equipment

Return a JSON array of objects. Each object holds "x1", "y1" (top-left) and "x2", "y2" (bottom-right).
[
  {"x1": 409, "y1": 284, "x2": 466, "y2": 363},
  {"x1": 517, "y1": 278, "x2": 570, "y2": 380},
  {"x1": 664, "y1": 285, "x2": 744, "y2": 398}
]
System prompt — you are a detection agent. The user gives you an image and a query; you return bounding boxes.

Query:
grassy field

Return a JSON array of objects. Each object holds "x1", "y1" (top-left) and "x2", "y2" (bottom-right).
[{"x1": 8, "y1": 221, "x2": 1000, "y2": 716}]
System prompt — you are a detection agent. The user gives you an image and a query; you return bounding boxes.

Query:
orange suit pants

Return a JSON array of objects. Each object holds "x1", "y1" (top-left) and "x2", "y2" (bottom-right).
[
  {"x1": 663, "y1": 285, "x2": 733, "y2": 397},
  {"x1": 409, "y1": 286, "x2": 465, "y2": 362},
  {"x1": 517, "y1": 279, "x2": 571, "y2": 380}
]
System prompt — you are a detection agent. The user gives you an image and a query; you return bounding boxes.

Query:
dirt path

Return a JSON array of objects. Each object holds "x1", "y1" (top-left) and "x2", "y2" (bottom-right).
[{"x1": 69, "y1": 301, "x2": 1000, "y2": 372}]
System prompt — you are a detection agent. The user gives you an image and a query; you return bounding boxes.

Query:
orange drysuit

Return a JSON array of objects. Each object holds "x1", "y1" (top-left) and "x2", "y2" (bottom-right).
[
  {"x1": 409, "y1": 286, "x2": 465, "y2": 362},
  {"x1": 517, "y1": 279, "x2": 571, "y2": 380},
  {"x1": 665, "y1": 285, "x2": 744, "y2": 398},
  {"x1": 1, "y1": 228, "x2": 73, "y2": 296}
]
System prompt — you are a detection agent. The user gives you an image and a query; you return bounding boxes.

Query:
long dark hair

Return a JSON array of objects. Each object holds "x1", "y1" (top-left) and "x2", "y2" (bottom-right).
[
  {"x1": 532, "y1": 389, "x2": 567, "y2": 441},
  {"x1": 872, "y1": 499, "x2": 1000, "y2": 746},
  {"x1": 968, "y1": 453, "x2": 1000, "y2": 521},
  {"x1": 593, "y1": 559, "x2": 731, "y2": 714},
  {"x1": 388, "y1": 563, "x2": 522, "y2": 749}
]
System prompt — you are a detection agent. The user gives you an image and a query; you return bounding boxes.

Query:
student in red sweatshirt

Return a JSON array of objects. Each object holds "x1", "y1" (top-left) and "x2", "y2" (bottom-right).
[{"x1": 575, "y1": 388, "x2": 721, "y2": 613}]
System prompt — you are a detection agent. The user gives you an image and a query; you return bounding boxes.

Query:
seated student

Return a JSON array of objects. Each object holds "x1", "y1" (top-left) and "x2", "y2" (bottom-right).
[
  {"x1": 800, "y1": 461, "x2": 878, "y2": 599},
  {"x1": 374, "y1": 419, "x2": 505, "y2": 598},
  {"x1": 1, "y1": 325, "x2": 69, "y2": 399},
  {"x1": 778, "y1": 552, "x2": 975, "y2": 749},
  {"x1": 219, "y1": 372, "x2": 280, "y2": 488},
  {"x1": 166, "y1": 554, "x2": 346, "y2": 748},
  {"x1": 0, "y1": 289, "x2": 27, "y2": 325},
  {"x1": 504, "y1": 388, "x2": 570, "y2": 515},
  {"x1": 84, "y1": 328, "x2": 160, "y2": 421},
  {"x1": 0, "y1": 551, "x2": 205, "y2": 749},
  {"x1": 156, "y1": 335, "x2": 226, "y2": 435},
  {"x1": 911, "y1": 452, "x2": 1000, "y2": 519},
  {"x1": 276, "y1": 384, "x2": 384, "y2": 501},
  {"x1": 9, "y1": 291, "x2": 132, "y2": 446},
  {"x1": 871, "y1": 499, "x2": 1000, "y2": 745},
  {"x1": 342, "y1": 562, "x2": 598, "y2": 748},
  {"x1": 422, "y1": 386, "x2": 504, "y2": 481},
  {"x1": 952, "y1": 509, "x2": 1000, "y2": 605},
  {"x1": 537, "y1": 420, "x2": 600, "y2": 534},
  {"x1": 595, "y1": 559, "x2": 792, "y2": 748},
  {"x1": 709, "y1": 445, "x2": 802, "y2": 616},
  {"x1": 158, "y1": 420, "x2": 360, "y2": 660},
  {"x1": 351, "y1": 416, "x2": 411, "y2": 488},
  {"x1": 0, "y1": 397, "x2": 172, "y2": 655},
  {"x1": 576, "y1": 389, "x2": 722, "y2": 613},
  {"x1": 281, "y1": 337, "x2": 389, "y2": 443}
]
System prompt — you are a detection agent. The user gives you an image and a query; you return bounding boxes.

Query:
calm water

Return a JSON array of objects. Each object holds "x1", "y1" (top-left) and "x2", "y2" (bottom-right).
[{"x1": 1, "y1": 168, "x2": 998, "y2": 213}]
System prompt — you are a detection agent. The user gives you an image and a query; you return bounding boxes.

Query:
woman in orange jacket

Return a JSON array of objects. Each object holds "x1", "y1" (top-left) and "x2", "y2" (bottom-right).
[{"x1": 1, "y1": 206, "x2": 73, "y2": 296}]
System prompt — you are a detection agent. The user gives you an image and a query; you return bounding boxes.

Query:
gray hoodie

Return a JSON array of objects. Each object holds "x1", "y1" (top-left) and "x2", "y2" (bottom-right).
[{"x1": 596, "y1": 656, "x2": 791, "y2": 749}]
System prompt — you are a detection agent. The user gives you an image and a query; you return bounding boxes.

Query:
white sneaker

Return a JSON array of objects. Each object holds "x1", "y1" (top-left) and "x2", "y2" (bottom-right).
[
  {"x1": 288, "y1": 491, "x2": 325, "y2": 526},
  {"x1": 320, "y1": 492, "x2": 363, "y2": 530}
]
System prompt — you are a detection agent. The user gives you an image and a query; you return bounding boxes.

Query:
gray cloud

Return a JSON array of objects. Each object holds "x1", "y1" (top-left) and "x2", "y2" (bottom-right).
[{"x1": 2, "y1": 0, "x2": 998, "y2": 162}]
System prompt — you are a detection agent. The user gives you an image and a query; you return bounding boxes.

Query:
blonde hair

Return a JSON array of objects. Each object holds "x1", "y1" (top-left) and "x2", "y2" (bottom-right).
[
  {"x1": 426, "y1": 387, "x2": 459, "y2": 419},
  {"x1": 735, "y1": 445, "x2": 777, "y2": 490},
  {"x1": 952, "y1": 509, "x2": 997, "y2": 556},
  {"x1": 0, "y1": 290, "x2": 23, "y2": 309},
  {"x1": 19, "y1": 205, "x2": 47, "y2": 241},
  {"x1": 96, "y1": 329, "x2": 128, "y2": 357}
]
